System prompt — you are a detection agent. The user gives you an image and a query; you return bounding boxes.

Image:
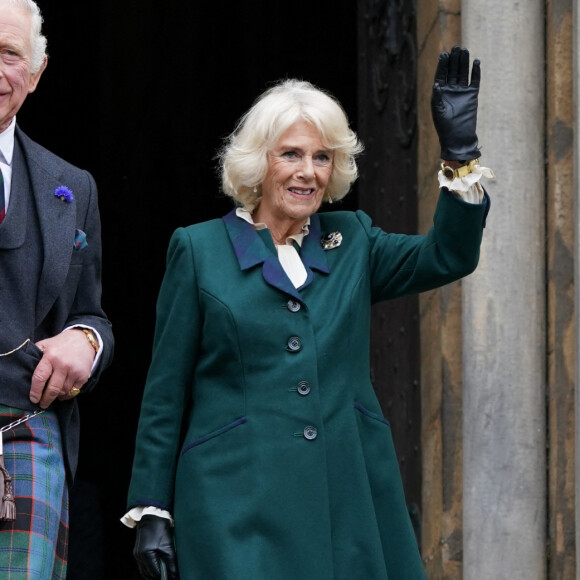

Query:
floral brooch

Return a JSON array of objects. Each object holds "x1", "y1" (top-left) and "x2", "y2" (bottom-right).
[
  {"x1": 54, "y1": 185, "x2": 74, "y2": 203},
  {"x1": 320, "y1": 231, "x2": 342, "y2": 250}
]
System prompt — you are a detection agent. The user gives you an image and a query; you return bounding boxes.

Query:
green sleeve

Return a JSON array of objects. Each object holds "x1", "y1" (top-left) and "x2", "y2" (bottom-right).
[
  {"x1": 363, "y1": 189, "x2": 489, "y2": 303},
  {"x1": 127, "y1": 227, "x2": 201, "y2": 511}
]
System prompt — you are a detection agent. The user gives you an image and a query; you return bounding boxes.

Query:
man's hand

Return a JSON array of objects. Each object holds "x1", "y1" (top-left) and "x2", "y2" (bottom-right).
[
  {"x1": 431, "y1": 45, "x2": 481, "y2": 161},
  {"x1": 31, "y1": 329, "x2": 95, "y2": 408}
]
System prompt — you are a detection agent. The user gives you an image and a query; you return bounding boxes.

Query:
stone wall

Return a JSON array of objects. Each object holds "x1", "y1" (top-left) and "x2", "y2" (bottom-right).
[{"x1": 416, "y1": 1, "x2": 577, "y2": 578}]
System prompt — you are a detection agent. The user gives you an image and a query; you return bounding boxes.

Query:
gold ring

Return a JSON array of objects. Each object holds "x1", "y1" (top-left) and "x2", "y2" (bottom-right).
[{"x1": 70, "y1": 386, "x2": 81, "y2": 397}]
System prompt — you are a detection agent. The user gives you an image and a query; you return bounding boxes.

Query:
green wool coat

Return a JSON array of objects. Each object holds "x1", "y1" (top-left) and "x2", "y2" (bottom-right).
[{"x1": 127, "y1": 189, "x2": 489, "y2": 580}]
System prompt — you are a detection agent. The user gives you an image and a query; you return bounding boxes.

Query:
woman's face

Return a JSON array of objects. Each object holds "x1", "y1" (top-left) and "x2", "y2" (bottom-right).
[{"x1": 256, "y1": 120, "x2": 333, "y2": 229}]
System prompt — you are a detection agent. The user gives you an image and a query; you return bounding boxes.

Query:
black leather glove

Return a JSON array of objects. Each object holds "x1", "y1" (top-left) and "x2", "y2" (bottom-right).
[
  {"x1": 431, "y1": 45, "x2": 481, "y2": 161},
  {"x1": 133, "y1": 515, "x2": 179, "y2": 580}
]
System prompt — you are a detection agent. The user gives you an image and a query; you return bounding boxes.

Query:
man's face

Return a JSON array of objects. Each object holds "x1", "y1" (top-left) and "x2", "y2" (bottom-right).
[{"x1": 0, "y1": 3, "x2": 45, "y2": 133}]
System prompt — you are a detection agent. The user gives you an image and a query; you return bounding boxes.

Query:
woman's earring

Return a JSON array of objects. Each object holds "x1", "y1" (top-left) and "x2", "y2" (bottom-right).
[{"x1": 253, "y1": 186, "x2": 258, "y2": 193}]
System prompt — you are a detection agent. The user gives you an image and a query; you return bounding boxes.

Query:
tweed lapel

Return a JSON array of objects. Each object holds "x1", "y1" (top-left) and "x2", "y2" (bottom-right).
[
  {"x1": 15, "y1": 129, "x2": 76, "y2": 322},
  {"x1": 222, "y1": 209, "x2": 330, "y2": 300}
]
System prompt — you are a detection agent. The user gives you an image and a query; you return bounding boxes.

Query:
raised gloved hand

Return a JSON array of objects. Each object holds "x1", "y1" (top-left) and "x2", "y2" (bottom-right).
[
  {"x1": 431, "y1": 45, "x2": 481, "y2": 161},
  {"x1": 133, "y1": 515, "x2": 179, "y2": 580}
]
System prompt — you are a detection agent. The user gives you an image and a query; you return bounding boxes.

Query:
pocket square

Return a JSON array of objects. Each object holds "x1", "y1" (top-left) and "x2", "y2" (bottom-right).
[{"x1": 74, "y1": 229, "x2": 88, "y2": 250}]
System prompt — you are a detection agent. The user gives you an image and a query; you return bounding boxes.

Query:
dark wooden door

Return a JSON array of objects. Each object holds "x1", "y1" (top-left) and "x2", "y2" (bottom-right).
[{"x1": 357, "y1": 0, "x2": 422, "y2": 539}]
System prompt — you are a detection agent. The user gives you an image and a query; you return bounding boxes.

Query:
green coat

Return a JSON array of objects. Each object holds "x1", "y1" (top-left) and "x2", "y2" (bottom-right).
[{"x1": 128, "y1": 189, "x2": 489, "y2": 579}]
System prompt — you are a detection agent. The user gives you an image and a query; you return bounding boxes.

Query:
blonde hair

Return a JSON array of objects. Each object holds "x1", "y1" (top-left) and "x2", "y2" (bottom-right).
[{"x1": 218, "y1": 79, "x2": 364, "y2": 210}]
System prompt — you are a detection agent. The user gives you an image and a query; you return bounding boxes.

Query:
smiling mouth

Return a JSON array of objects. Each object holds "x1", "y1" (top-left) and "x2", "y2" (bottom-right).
[{"x1": 288, "y1": 188, "x2": 314, "y2": 196}]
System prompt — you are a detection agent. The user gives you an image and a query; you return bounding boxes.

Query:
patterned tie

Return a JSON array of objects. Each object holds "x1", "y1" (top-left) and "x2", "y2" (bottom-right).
[{"x1": 0, "y1": 167, "x2": 4, "y2": 224}]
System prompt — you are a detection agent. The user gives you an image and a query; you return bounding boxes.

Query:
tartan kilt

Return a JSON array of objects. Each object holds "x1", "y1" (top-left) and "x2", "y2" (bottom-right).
[{"x1": 0, "y1": 406, "x2": 68, "y2": 580}]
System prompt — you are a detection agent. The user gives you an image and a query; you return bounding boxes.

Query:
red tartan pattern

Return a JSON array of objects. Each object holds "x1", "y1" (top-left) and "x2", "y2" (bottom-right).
[{"x1": 0, "y1": 406, "x2": 68, "y2": 579}]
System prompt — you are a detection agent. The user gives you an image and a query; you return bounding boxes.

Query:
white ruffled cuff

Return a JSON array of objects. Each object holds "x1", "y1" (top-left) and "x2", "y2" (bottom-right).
[
  {"x1": 120, "y1": 506, "x2": 174, "y2": 528},
  {"x1": 438, "y1": 164, "x2": 495, "y2": 204}
]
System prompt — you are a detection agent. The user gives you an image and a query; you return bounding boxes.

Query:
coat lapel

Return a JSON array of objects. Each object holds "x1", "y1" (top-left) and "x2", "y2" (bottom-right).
[
  {"x1": 222, "y1": 209, "x2": 330, "y2": 301},
  {"x1": 299, "y1": 213, "x2": 330, "y2": 286},
  {"x1": 14, "y1": 128, "x2": 76, "y2": 322}
]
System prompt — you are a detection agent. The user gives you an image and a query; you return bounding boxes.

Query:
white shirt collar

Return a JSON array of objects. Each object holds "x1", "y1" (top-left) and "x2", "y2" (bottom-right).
[
  {"x1": 0, "y1": 117, "x2": 16, "y2": 166},
  {"x1": 235, "y1": 207, "x2": 310, "y2": 247}
]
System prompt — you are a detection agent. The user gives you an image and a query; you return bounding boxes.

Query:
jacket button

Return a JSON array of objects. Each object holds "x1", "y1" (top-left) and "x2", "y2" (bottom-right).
[
  {"x1": 287, "y1": 336, "x2": 302, "y2": 352},
  {"x1": 287, "y1": 299, "x2": 301, "y2": 312},
  {"x1": 297, "y1": 381, "x2": 311, "y2": 396},
  {"x1": 303, "y1": 426, "x2": 318, "y2": 440}
]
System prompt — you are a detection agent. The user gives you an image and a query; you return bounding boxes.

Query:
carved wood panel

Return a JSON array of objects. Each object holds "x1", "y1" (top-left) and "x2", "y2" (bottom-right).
[{"x1": 357, "y1": 0, "x2": 421, "y2": 539}]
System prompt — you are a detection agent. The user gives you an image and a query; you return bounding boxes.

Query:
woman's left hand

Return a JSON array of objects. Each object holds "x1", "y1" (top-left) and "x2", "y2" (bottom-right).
[
  {"x1": 134, "y1": 515, "x2": 179, "y2": 579},
  {"x1": 431, "y1": 45, "x2": 481, "y2": 161}
]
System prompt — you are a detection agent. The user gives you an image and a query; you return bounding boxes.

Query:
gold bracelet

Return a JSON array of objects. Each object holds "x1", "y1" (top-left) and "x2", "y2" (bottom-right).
[
  {"x1": 81, "y1": 329, "x2": 99, "y2": 353},
  {"x1": 441, "y1": 158, "x2": 479, "y2": 180}
]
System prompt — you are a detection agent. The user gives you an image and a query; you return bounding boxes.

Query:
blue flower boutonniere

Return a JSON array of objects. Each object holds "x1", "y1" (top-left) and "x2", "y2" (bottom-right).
[{"x1": 54, "y1": 185, "x2": 74, "y2": 203}]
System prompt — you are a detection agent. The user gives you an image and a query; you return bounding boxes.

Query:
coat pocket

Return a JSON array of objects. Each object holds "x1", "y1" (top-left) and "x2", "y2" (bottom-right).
[
  {"x1": 354, "y1": 401, "x2": 390, "y2": 426},
  {"x1": 180, "y1": 416, "x2": 247, "y2": 456},
  {"x1": 0, "y1": 339, "x2": 44, "y2": 410}
]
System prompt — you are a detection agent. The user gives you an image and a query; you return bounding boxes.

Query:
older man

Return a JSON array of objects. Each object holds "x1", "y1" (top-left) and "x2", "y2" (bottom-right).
[{"x1": 0, "y1": 0, "x2": 113, "y2": 577}]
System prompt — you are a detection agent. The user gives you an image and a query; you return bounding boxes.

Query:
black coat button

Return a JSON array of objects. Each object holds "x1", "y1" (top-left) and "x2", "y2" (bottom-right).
[
  {"x1": 287, "y1": 300, "x2": 301, "y2": 312},
  {"x1": 303, "y1": 426, "x2": 318, "y2": 440},
  {"x1": 287, "y1": 336, "x2": 302, "y2": 352},
  {"x1": 297, "y1": 381, "x2": 311, "y2": 395}
]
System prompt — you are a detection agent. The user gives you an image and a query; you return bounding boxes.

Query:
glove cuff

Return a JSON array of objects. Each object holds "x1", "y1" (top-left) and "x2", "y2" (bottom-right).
[{"x1": 440, "y1": 143, "x2": 481, "y2": 162}]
